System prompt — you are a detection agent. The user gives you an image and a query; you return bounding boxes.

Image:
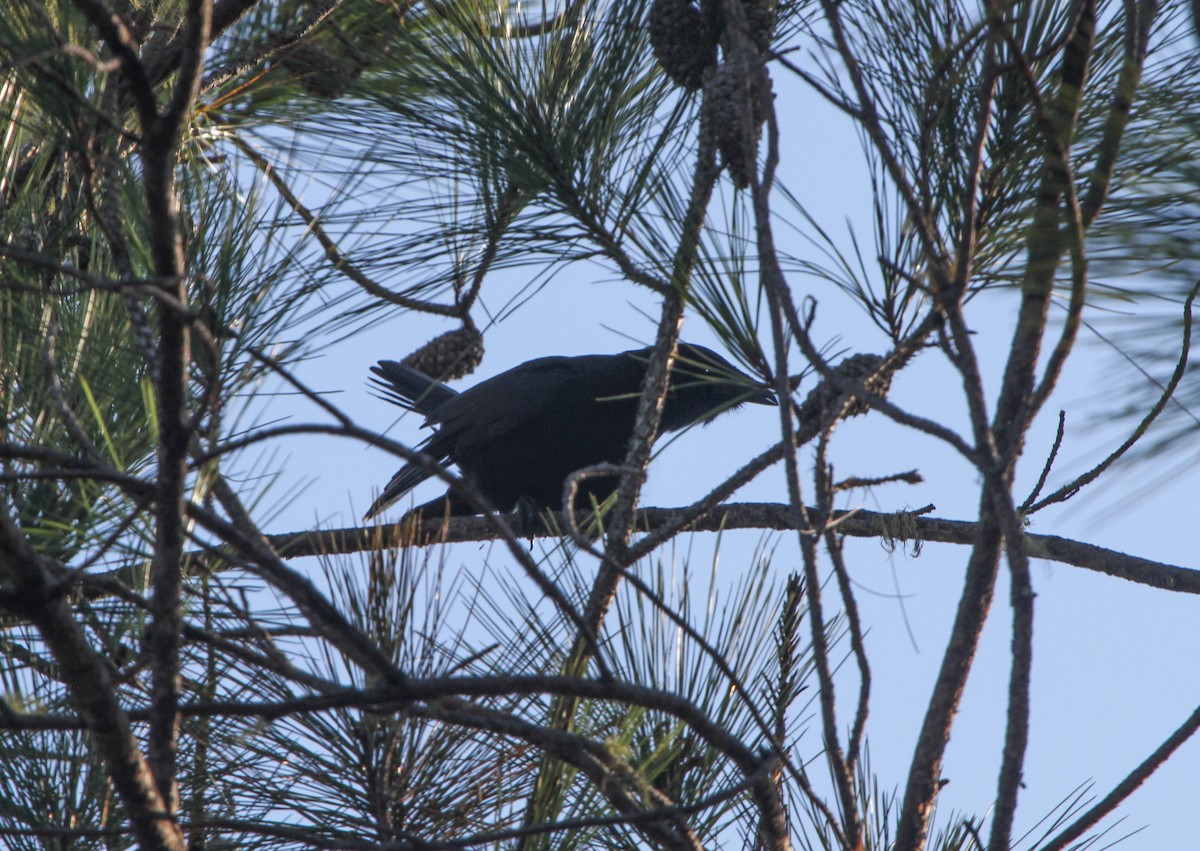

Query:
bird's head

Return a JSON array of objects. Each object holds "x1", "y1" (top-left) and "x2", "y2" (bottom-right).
[{"x1": 659, "y1": 343, "x2": 777, "y2": 432}]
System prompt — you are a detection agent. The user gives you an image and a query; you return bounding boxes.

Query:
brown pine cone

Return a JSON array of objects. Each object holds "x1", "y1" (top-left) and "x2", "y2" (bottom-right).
[
  {"x1": 399, "y1": 327, "x2": 485, "y2": 381},
  {"x1": 797, "y1": 353, "x2": 890, "y2": 429},
  {"x1": 279, "y1": 41, "x2": 362, "y2": 99},
  {"x1": 650, "y1": 0, "x2": 721, "y2": 90},
  {"x1": 742, "y1": 0, "x2": 777, "y2": 56},
  {"x1": 703, "y1": 59, "x2": 772, "y2": 189}
]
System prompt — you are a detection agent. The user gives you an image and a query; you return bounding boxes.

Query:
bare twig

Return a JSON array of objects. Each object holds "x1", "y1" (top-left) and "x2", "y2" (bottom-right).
[
  {"x1": 817, "y1": 0, "x2": 948, "y2": 270},
  {"x1": 1020, "y1": 411, "x2": 1066, "y2": 512},
  {"x1": 198, "y1": 420, "x2": 611, "y2": 677},
  {"x1": 1029, "y1": 283, "x2": 1197, "y2": 513},
  {"x1": 1, "y1": 42, "x2": 122, "y2": 72},
  {"x1": 897, "y1": 507, "x2": 1004, "y2": 851},
  {"x1": 423, "y1": 701, "x2": 703, "y2": 850},
  {"x1": 201, "y1": 478, "x2": 405, "y2": 681},
  {"x1": 824, "y1": 529, "x2": 870, "y2": 781},
  {"x1": 1078, "y1": 0, "x2": 1157, "y2": 228},
  {"x1": 143, "y1": 0, "x2": 264, "y2": 86},
  {"x1": 41, "y1": 314, "x2": 106, "y2": 465}
]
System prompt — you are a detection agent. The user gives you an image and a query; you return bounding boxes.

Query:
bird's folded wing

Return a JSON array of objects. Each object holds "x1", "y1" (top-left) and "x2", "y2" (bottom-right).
[{"x1": 430, "y1": 357, "x2": 587, "y2": 453}]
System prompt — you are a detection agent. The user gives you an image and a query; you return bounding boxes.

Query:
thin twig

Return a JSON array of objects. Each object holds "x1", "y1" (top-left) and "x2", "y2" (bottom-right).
[
  {"x1": 41, "y1": 314, "x2": 106, "y2": 465},
  {"x1": 1029, "y1": 283, "x2": 1197, "y2": 513},
  {"x1": 199, "y1": 421, "x2": 612, "y2": 678},
  {"x1": 1020, "y1": 411, "x2": 1066, "y2": 512},
  {"x1": 896, "y1": 507, "x2": 1004, "y2": 851},
  {"x1": 199, "y1": 0, "x2": 344, "y2": 94}
]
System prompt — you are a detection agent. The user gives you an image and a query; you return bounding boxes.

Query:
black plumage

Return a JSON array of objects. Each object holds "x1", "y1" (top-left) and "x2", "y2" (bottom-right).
[{"x1": 364, "y1": 343, "x2": 776, "y2": 519}]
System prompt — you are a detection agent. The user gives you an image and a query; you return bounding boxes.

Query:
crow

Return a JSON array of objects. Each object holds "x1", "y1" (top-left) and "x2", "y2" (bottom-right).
[{"x1": 364, "y1": 343, "x2": 776, "y2": 519}]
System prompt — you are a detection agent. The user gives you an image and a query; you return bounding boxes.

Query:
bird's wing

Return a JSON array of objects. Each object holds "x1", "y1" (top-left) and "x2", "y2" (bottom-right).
[
  {"x1": 430, "y1": 356, "x2": 605, "y2": 455},
  {"x1": 369, "y1": 361, "x2": 459, "y2": 417}
]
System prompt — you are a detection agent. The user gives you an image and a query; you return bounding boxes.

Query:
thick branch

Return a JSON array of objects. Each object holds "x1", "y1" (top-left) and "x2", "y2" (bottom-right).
[
  {"x1": 62, "y1": 502, "x2": 1198, "y2": 608},
  {"x1": 0, "y1": 503, "x2": 184, "y2": 851},
  {"x1": 896, "y1": 501, "x2": 1004, "y2": 851}
]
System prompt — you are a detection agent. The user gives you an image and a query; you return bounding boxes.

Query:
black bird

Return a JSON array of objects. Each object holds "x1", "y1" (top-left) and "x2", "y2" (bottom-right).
[{"x1": 364, "y1": 343, "x2": 776, "y2": 519}]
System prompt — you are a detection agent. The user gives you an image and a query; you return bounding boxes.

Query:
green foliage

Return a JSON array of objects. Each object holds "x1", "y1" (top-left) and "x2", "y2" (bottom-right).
[
  {"x1": 203, "y1": 545, "x2": 540, "y2": 847},
  {"x1": 0, "y1": 594, "x2": 143, "y2": 847}
]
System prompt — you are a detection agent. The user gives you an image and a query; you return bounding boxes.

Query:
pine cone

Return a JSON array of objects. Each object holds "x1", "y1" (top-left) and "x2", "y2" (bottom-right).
[
  {"x1": 279, "y1": 41, "x2": 361, "y2": 99},
  {"x1": 703, "y1": 59, "x2": 772, "y2": 189},
  {"x1": 742, "y1": 0, "x2": 777, "y2": 56},
  {"x1": 797, "y1": 353, "x2": 890, "y2": 429},
  {"x1": 399, "y1": 327, "x2": 484, "y2": 381},
  {"x1": 649, "y1": 0, "x2": 720, "y2": 90}
]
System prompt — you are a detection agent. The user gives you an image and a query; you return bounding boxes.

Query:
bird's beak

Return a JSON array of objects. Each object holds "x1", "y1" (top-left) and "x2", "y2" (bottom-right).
[{"x1": 748, "y1": 384, "x2": 778, "y2": 406}]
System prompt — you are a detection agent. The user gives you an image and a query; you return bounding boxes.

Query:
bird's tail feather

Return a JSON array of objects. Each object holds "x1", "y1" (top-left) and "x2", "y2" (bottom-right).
[
  {"x1": 364, "y1": 463, "x2": 431, "y2": 519},
  {"x1": 365, "y1": 361, "x2": 459, "y2": 518},
  {"x1": 369, "y1": 361, "x2": 458, "y2": 415}
]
